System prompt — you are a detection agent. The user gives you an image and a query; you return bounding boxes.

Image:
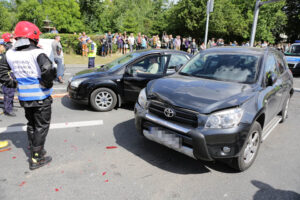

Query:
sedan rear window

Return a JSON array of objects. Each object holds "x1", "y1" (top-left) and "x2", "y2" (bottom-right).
[{"x1": 180, "y1": 53, "x2": 259, "y2": 84}]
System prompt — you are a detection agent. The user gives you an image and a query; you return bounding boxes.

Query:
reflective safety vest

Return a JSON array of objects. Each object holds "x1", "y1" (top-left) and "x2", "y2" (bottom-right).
[
  {"x1": 88, "y1": 42, "x2": 97, "y2": 58},
  {"x1": 6, "y1": 48, "x2": 52, "y2": 101}
]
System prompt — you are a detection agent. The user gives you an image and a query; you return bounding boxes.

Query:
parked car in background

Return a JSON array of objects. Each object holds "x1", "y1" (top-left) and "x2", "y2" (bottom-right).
[
  {"x1": 68, "y1": 49, "x2": 192, "y2": 111},
  {"x1": 135, "y1": 47, "x2": 293, "y2": 171},
  {"x1": 285, "y1": 42, "x2": 300, "y2": 75}
]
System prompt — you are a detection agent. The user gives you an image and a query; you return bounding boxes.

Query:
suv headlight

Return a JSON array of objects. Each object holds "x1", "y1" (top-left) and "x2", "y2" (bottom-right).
[
  {"x1": 138, "y1": 88, "x2": 147, "y2": 109},
  {"x1": 70, "y1": 78, "x2": 88, "y2": 88},
  {"x1": 205, "y1": 108, "x2": 244, "y2": 129}
]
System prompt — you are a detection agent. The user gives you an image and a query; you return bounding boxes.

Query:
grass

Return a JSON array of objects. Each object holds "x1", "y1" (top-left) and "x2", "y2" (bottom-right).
[{"x1": 64, "y1": 53, "x2": 123, "y2": 65}]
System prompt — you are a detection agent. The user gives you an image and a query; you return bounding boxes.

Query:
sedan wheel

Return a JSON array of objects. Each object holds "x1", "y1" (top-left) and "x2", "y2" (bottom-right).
[{"x1": 90, "y1": 88, "x2": 117, "y2": 112}]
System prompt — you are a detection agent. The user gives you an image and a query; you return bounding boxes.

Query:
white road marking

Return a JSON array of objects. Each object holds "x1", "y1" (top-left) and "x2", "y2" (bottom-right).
[
  {"x1": 0, "y1": 120, "x2": 103, "y2": 134},
  {"x1": 294, "y1": 88, "x2": 300, "y2": 92}
]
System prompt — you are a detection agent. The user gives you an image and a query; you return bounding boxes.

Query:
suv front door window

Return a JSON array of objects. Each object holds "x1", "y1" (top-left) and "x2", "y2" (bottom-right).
[{"x1": 264, "y1": 53, "x2": 283, "y2": 123}]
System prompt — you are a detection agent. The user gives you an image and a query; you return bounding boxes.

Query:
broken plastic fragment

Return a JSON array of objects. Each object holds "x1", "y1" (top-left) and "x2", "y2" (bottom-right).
[
  {"x1": 104, "y1": 179, "x2": 109, "y2": 182},
  {"x1": 19, "y1": 181, "x2": 26, "y2": 187},
  {"x1": 55, "y1": 188, "x2": 59, "y2": 192},
  {"x1": 12, "y1": 156, "x2": 16, "y2": 159},
  {"x1": 0, "y1": 147, "x2": 11, "y2": 152},
  {"x1": 102, "y1": 172, "x2": 107, "y2": 176},
  {"x1": 106, "y1": 146, "x2": 117, "y2": 149}
]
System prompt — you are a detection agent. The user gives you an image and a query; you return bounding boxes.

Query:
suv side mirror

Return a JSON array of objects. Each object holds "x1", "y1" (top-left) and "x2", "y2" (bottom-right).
[{"x1": 266, "y1": 72, "x2": 277, "y2": 86}]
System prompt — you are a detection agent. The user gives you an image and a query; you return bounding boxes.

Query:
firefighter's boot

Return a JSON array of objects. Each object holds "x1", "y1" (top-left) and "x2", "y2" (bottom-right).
[{"x1": 29, "y1": 146, "x2": 52, "y2": 170}]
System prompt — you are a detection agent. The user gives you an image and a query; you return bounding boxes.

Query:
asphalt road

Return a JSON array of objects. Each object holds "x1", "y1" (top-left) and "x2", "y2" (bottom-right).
[{"x1": 0, "y1": 67, "x2": 300, "y2": 200}]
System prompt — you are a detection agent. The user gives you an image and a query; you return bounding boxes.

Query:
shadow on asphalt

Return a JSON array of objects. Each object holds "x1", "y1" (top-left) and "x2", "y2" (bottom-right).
[
  {"x1": 0, "y1": 123, "x2": 30, "y2": 158},
  {"x1": 252, "y1": 180, "x2": 300, "y2": 200},
  {"x1": 113, "y1": 118, "x2": 238, "y2": 174},
  {"x1": 60, "y1": 96, "x2": 92, "y2": 111}
]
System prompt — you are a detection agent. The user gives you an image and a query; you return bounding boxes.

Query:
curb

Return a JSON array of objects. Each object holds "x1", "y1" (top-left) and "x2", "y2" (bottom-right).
[{"x1": 0, "y1": 93, "x2": 68, "y2": 100}]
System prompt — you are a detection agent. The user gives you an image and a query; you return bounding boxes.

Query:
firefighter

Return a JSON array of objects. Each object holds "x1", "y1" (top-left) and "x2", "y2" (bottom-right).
[
  {"x1": 1, "y1": 33, "x2": 16, "y2": 117},
  {"x1": 0, "y1": 21, "x2": 57, "y2": 170}
]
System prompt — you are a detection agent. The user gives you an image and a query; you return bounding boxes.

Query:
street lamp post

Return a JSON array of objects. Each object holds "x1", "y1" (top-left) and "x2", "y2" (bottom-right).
[
  {"x1": 250, "y1": 0, "x2": 283, "y2": 47},
  {"x1": 204, "y1": 0, "x2": 214, "y2": 48}
]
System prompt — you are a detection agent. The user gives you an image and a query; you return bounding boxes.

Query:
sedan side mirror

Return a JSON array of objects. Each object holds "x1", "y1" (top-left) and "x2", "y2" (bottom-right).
[{"x1": 266, "y1": 72, "x2": 277, "y2": 86}]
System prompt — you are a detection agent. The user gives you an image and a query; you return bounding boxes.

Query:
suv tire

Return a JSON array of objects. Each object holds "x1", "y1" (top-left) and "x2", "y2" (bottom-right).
[
  {"x1": 231, "y1": 121, "x2": 261, "y2": 171},
  {"x1": 90, "y1": 88, "x2": 117, "y2": 112}
]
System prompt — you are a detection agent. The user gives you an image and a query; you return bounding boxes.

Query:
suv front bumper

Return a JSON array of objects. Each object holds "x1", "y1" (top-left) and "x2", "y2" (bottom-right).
[{"x1": 135, "y1": 103, "x2": 252, "y2": 161}]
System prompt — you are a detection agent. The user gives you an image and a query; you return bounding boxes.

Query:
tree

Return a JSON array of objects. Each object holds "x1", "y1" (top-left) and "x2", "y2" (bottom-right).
[
  {"x1": 166, "y1": 0, "x2": 287, "y2": 43},
  {"x1": 43, "y1": 0, "x2": 84, "y2": 33},
  {"x1": 0, "y1": 2, "x2": 15, "y2": 31},
  {"x1": 17, "y1": 0, "x2": 45, "y2": 28},
  {"x1": 283, "y1": 0, "x2": 300, "y2": 42},
  {"x1": 79, "y1": 0, "x2": 105, "y2": 33}
]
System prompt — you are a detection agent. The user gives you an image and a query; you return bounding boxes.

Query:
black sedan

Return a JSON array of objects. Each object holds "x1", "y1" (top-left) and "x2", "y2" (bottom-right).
[{"x1": 68, "y1": 49, "x2": 192, "y2": 111}]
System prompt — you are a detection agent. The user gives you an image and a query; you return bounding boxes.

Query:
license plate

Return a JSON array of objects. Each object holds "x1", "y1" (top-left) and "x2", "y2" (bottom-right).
[{"x1": 148, "y1": 127, "x2": 182, "y2": 148}]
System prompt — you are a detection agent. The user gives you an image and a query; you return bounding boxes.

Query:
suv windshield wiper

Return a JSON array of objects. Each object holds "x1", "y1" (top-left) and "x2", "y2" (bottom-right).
[{"x1": 179, "y1": 72, "x2": 193, "y2": 76}]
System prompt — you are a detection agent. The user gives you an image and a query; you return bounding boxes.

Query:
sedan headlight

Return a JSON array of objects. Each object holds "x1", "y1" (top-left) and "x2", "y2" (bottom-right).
[
  {"x1": 138, "y1": 88, "x2": 147, "y2": 109},
  {"x1": 205, "y1": 108, "x2": 244, "y2": 129},
  {"x1": 70, "y1": 78, "x2": 88, "y2": 88}
]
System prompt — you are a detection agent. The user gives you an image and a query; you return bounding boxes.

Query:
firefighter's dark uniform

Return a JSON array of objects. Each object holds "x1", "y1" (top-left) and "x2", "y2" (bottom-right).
[
  {"x1": 0, "y1": 40, "x2": 56, "y2": 170},
  {"x1": 1, "y1": 42, "x2": 16, "y2": 116}
]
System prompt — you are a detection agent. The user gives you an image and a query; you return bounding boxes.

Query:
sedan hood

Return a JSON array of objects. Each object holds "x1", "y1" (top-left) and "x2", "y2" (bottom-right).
[{"x1": 147, "y1": 75, "x2": 256, "y2": 114}]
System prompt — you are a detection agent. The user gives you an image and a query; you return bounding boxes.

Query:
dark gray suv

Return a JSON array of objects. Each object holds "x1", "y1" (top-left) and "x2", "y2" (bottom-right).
[{"x1": 135, "y1": 47, "x2": 294, "y2": 171}]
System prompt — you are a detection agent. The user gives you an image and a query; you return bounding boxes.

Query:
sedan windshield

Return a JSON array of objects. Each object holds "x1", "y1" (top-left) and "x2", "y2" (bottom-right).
[
  {"x1": 106, "y1": 53, "x2": 140, "y2": 72},
  {"x1": 179, "y1": 53, "x2": 259, "y2": 84}
]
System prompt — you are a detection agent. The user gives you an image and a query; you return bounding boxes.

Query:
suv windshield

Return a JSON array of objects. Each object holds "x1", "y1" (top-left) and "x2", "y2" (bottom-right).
[
  {"x1": 285, "y1": 44, "x2": 300, "y2": 56},
  {"x1": 180, "y1": 53, "x2": 259, "y2": 84}
]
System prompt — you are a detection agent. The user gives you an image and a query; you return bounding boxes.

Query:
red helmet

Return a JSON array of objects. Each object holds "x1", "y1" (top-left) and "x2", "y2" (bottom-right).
[
  {"x1": 2, "y1": 33, "x2": 12, "y2": 42},
  {"x1": 14, "y1": 21, "x2": 41, "y2": 42}
]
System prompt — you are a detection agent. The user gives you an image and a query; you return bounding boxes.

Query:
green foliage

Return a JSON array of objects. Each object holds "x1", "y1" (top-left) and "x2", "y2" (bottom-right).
[
  {"x1": 166, "y1": 0, "x2": 287, "y2": 43},
  {"x1": 0, "y1": 2, "x2": 14, "y2": 31},
  {"x1": 0, "y1": 0, "x2": 295, "y2": 44},
  {"x1": 79, "y1": 0, "x2": 168, "y2": 35},
  {"x1": 16, "y1": 0, "x2": 45, "y2": 28},
  {"x1": 42, "y1": 0, "x2": 84, "y2": 33}
]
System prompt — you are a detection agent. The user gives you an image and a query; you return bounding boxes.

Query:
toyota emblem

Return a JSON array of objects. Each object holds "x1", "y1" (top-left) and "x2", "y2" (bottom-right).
[{"x1": 164, "y1": 108, "x2": 175, "y2": 118}]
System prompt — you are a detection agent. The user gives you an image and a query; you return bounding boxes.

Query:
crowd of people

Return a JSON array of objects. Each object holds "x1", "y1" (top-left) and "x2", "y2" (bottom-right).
[{"x1": 76, "y1": 31, "x2": 292, "y2": 58}]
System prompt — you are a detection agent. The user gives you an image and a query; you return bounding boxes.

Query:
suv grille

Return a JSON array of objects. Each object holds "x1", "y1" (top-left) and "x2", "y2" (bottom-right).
[{"x1": 148, "y1": 100, "x2": 198, "y2": 127}]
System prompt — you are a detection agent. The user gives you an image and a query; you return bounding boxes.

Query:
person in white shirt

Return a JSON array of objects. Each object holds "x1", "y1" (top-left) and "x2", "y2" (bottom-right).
[{"x1": 128, "y1": 33, "x2": 135, "y2": 52}]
